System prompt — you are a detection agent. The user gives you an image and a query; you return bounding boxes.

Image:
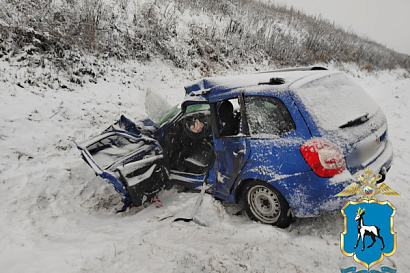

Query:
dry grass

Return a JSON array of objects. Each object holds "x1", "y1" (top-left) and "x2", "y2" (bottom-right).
[{"x1": 0, "y1": 0, "x2": 408, "y2": 85}]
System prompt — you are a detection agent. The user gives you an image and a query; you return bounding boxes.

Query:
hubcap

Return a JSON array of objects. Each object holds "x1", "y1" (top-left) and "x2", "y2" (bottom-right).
[{"x1": 248, "y1": 185, "x2": 281, "y2": 223}]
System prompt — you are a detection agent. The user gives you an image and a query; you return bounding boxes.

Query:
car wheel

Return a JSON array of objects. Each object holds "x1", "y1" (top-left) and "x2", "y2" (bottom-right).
[{"x1": 242, "y1": 180, "x2": 291, "y2": 228}]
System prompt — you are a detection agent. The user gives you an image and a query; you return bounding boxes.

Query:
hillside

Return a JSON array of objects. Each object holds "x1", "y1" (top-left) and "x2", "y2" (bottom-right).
[{"x1": 1, "y1": 0, "x2": 409, "y2": 90}]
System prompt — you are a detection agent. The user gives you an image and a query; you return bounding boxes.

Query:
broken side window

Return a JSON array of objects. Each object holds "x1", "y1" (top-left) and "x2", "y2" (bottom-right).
[
  {"x1": 244, "y1": 96, "x2": 296, "y2": 137},
  {"x1": 216, "y1": 98, "x2": 241, "y2": 137}
]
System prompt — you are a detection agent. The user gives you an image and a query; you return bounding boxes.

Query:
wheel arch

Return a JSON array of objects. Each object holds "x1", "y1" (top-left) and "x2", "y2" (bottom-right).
[{"x1": 234, "y1": 178, "x2": 291, "y2": 206}]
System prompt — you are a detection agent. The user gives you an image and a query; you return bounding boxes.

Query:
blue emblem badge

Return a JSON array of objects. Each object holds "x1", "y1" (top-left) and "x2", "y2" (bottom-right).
[
  {"x1": 341, "y1": 200, "x2": 396, "y2": 269},
  {"x1": 336, "y1": 168, "x2": 400, "y2": 271}
]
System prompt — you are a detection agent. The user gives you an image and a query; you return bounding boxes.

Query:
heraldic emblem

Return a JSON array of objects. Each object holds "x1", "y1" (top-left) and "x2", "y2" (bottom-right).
[{"x1": 336, "y1": 168, "x2": 400, "y2": 271}]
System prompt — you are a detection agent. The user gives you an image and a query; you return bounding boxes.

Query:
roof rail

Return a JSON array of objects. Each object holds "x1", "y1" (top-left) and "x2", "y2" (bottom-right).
[{"x1": 258, "y1": 66, "x2": 328, "y2": 74}]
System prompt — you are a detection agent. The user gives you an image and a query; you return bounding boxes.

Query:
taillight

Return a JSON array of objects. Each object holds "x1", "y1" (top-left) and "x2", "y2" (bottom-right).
[{"x1": 300, "y1": 138, "x2": 345, "y2": 177}]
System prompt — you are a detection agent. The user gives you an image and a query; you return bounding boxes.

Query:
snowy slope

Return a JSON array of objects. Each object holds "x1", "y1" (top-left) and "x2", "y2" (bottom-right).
[{"x1": 0, "y1": 59, "x2": 409, "y2": 272}]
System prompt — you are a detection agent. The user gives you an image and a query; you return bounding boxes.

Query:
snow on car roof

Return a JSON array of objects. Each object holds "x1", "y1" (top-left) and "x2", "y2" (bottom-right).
[
  {"x1": 184, "y1": 67, "x2": 333, "y2": 101},
  {"x1": 183, "y1": 68, "x2": 380, "y2": 132}
]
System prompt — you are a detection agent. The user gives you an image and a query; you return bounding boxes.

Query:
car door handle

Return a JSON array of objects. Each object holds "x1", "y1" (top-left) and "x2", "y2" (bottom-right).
[{"x1": 233, "y1": 150, "x2": 245, "y2": 157}]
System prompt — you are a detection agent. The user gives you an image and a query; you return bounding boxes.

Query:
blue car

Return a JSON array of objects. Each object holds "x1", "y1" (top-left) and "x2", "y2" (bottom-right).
[{"x1": 77, "y1": 67, "x2": 393, "y2": 227}]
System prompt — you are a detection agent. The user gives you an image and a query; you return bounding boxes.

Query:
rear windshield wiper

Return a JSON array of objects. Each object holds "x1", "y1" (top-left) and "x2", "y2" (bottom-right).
[{"x1": 339, "y1": 113, "x2": 369, "y2": 129}]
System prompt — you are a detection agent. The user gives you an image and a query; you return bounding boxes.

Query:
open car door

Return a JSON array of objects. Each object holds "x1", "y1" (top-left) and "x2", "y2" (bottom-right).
[
  {"x1": 211, "y1": 96, "x2": 251, "y2": 198},
  {"x1": 77, "y1": 115, "x2": 166, "y2": 210}
]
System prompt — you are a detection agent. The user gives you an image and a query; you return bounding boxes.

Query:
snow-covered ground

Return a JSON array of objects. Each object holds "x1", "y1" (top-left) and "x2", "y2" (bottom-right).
[{"x1": 0, "y1": 59, "x2": 409, "y2": 272}]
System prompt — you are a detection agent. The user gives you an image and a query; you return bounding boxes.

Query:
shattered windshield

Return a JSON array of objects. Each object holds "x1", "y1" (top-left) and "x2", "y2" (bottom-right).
[
  {"x1": 157, "y1": 104, "x2": 181, "y2": 127},
  {"x1": 157, "y1": 103, "x2": 211, "y2": 128},
  {"x1": 185, "y1": 103, "x2": 210, "y2": 115}
]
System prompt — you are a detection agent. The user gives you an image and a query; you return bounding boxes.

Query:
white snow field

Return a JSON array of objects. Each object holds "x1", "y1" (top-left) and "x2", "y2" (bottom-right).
[{"x1": 0, "y1": 59, "x2": 409, "y2": 272}]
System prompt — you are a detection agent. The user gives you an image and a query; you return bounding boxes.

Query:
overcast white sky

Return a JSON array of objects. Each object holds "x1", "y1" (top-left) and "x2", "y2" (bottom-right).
[{"x1": 272, "y1": 0, "x2": 410, "y2": 56}]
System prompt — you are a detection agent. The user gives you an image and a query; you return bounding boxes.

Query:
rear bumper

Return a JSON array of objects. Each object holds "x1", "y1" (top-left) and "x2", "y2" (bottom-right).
[
  {"x1": 360, "y1": 138, "x2": 393, "y2": 178},
  {"x1": 280, "y1": 171, "x2": 353, "y2": 218}
]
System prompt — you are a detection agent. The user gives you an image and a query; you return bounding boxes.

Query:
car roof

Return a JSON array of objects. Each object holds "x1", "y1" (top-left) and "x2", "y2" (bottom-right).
[{"x1": 183, "y1": 67, "x2": 339, "y2": 103}]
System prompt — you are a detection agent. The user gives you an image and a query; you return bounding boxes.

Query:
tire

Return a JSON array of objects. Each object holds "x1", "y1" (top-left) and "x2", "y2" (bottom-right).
[{"x1": 241, "y1": 180, "x2": 291, "y2": 228}]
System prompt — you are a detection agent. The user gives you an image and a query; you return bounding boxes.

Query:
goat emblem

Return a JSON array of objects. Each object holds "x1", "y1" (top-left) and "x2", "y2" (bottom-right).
[
  {"x1": 341, "y1": 200, "x2": 396, "y2": 270},
  {"x1": 353, "y1": 207, "x2": 384, "y2": 251},
  {"x1": 339, "y1": 168, "x2": 398, "y2": 270}
]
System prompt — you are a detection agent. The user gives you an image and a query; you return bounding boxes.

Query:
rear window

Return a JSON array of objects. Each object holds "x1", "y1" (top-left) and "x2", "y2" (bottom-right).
[{"x1": 293, "y1": 73, "x2": 379, "y2": 131}]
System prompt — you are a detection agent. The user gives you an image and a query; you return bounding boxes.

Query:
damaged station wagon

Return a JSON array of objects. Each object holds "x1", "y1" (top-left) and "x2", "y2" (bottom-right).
[{"x1": 77, "y1": 67, "x2": 393, "y2": 227}]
